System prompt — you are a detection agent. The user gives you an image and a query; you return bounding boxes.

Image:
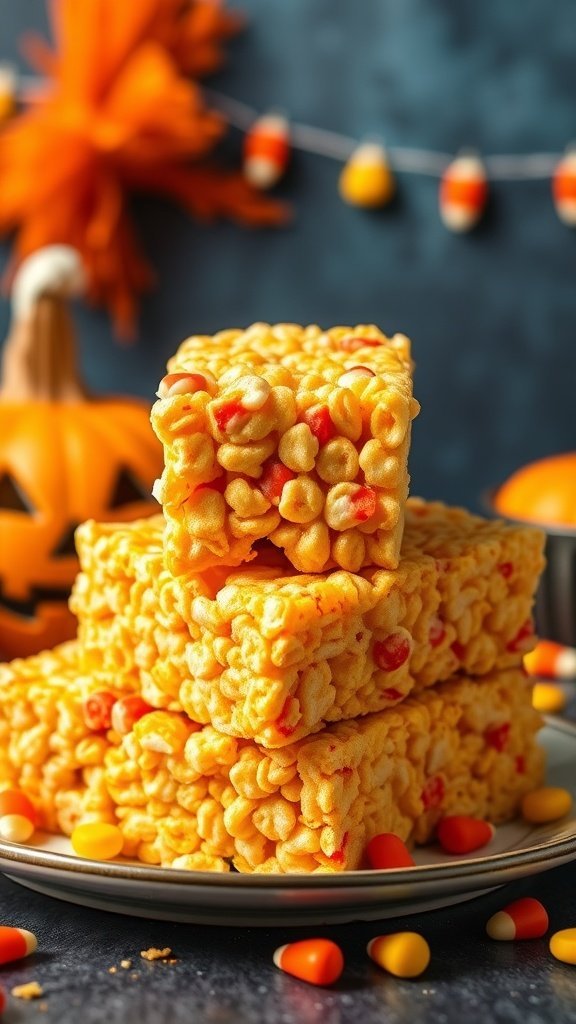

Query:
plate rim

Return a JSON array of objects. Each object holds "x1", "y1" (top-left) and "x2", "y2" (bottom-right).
[{"x1": 1, "y1": 716, "x2": 575, "y2": 892}]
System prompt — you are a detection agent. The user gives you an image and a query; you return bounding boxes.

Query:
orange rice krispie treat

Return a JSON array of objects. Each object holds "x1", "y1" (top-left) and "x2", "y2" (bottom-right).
[
  {"x1": 71, "y1": 502, "x2": 544, "y2": 746},
  {"x1": 98, "y1": 668, "x2": 543, "y2": 872},
  {"x1": 151, "y1": 323, "x2": 419, "y2": 574},
  {"x1": 0, "y1": 643, "x2": 115, "y2": 834}
]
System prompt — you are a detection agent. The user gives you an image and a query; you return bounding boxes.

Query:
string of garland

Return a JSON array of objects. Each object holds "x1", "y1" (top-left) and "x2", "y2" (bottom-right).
[
  {"x1": 203, "y1": 87, "x2": 576, "y2": 233},
  {"x1": 7, "y1": 67, "x2": 576, "y2": 234}
]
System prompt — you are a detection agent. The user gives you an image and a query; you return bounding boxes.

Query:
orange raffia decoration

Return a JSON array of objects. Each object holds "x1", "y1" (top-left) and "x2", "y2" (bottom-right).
[{"x1": 0, "y1": 0, "x2": 287, "y2": 335}]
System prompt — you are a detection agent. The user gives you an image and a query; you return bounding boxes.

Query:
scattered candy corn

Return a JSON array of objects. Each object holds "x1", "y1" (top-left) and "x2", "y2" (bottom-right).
[
  {"x1": 436, "y1": 816, "x2": 494, "y2": 855},
  {"x1": 440, "y1": 154, "x2": 488, "y2": 232},
  {"x1": 339, "y1": 142, "x2": 395, "y2": 208},
  {"x1": 273, "y1": 939, "x2": 344, "y2": 986},
  {"x1": 553, "y1": 151, "x2": 576, "y2": 226},
  {"x1": 525, "y1": 640, "x2": 576, "y2": 680},
  {"x1": 0, "y1": 814, "x2": 35, "y2": 844},
  {"x1": 532, "y1": 682, "x2": 567, "y2": 714},
  {"x1": 521, "y1": 786, "x2": 573, "y2": 824},
  {"x1": 0, "y1": 790, "x2": 37, "y2": 826},
  {"x1": 71, "y1": 823, "x2": 124, "y2": 861},
  {"x1": 550, "y1": 928, "x2": 576, "y2": 964},
  {"x1": 0, "y1": 926, "x2": 37, "y2": 965},
  {"x1": 244, "y1": 113, "x2": 290, "y2": 189},
  {"x1": 367, "y1": 932, "x2": 430, "y2": 978},
  {"x1": 486, "y1": 897, "x2": 549, "y2": 940},
  {"x1": 366, "y1": 833, "x2": 415, "y2": 869}
]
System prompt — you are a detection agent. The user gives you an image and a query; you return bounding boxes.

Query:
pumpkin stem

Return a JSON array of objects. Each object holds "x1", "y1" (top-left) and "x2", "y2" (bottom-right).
[{"x1": 0, "y1": 247, "x2": 89, "y2": 401}]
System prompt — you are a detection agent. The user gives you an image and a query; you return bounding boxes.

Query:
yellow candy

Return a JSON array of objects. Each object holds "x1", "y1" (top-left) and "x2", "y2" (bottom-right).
[
  {"x1": 367, "y1": 932, "x2": 430, "y2": 978},
  {"x1": 339, "y1": 143, "x2": 395, "y2": 208},
  {"x1": 532, "y1": 683, "x2": 567, "y2": 714},
  {"x1": 550, "y1": 928, "x2": 576, "y2": 965},
  {"x1": 71, "y1": 823, "x2": 124, "y2": 861},
  {"x1": 521, "y1": 786, "x2": 573, "y2": 824}
]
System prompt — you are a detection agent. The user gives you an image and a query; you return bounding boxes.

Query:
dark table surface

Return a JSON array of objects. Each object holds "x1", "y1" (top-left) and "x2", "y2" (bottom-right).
[{"x1": 1, "y1": 855, "x2": 576, "y2": 1024}]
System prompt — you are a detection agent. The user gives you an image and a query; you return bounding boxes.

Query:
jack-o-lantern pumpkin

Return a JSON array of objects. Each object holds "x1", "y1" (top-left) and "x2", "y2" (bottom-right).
[{"x1": 0, "y1": 246, "x2": 162, "y2": 660}]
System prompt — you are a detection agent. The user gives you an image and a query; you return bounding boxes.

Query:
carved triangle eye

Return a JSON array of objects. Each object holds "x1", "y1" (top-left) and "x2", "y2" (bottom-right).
[
  {"x1": 52, "y1": 523, "x2": 81, "y2": 558},
  {"x1": 0, "y1": 473, "x2": 35, "y2": 513},
  {"x1": 109, "y1": 467, "x2": 150, "y2": 509}
]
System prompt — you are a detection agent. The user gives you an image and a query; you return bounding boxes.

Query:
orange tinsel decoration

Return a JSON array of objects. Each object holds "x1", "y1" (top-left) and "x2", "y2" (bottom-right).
[{"x1": 0, "y1": 0, "x2": 287, "y2": 334}]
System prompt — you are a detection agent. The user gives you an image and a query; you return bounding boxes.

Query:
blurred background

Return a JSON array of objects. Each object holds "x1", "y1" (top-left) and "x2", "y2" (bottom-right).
[{"x1": 0, "y1": 0, "x2": 574, "y2": 510}]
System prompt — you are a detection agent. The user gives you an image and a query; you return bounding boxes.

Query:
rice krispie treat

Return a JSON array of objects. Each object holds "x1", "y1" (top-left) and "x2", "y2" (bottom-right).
[
  {"x1": 152, "y1": 324, "x2": 419, "y2": 574},
  {"x1": 97, "y1": 668, "x2": 543, "y2": 872},
  {"x1": 0, "y1": 643, "x2": 115, "y2": 834},
  {"x1": 72, "y1": 501, "x2": 545, "y2": 746}
]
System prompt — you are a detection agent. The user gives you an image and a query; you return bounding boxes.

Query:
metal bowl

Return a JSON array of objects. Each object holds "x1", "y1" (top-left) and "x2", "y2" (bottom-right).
[{"x1": 486, "y1": 489, "x2": 576, "y2": 647}]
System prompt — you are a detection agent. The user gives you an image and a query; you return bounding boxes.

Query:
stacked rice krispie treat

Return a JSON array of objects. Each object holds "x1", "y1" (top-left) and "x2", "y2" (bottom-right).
[{"x1": 0, "y1": 324, "x2": 547, "y2": 873}]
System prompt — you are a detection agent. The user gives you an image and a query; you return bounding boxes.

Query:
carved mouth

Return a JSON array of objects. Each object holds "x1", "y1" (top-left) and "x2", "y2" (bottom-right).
[{"x1": 0, "y1": 585, "x2": 72, "y2": 619}]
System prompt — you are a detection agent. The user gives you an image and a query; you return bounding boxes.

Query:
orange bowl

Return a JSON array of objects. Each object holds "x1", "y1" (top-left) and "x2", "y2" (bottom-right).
[
  {"x1": 492, "y1": 454, "x2": 576, "y2": 646},
  {"x1": 494, "y1": 453, "x2": 576, "y2": 529}
]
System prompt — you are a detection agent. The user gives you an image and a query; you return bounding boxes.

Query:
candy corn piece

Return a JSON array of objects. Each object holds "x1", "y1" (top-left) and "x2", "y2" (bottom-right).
[
  {"x1": 532, "y1": 682, "x2": 567, "y2": 714},
  {"x1": 440, "y1": 154, "x2": 488, "y2": 232},
  {"x1": 0, "y1": 789, "x2": 37, "y2": 827},
  {"x1": 0, "y1": 814, "x2": 35, "y2": 843},
  {"x1": 273, "y1": 939, "x2": 344, "y2": 986},
  {"x1": 486, "y1": 897, "x2": 549, "y2": 940},
  {"x1": 550, "y1": 928, "x2": 576, "y2": 964},
  {"x1": 367, "y1": 933, "x2": 430, "y2": 978},
  {"x1": 339, "y1": 142, "x2": 395, "y2": 207},
  {"x1": 244, "y1": 113, "x2": 290, "y2": 189},
  {"x1": 0, "y1": 926, "x2": 37, "y2": 965},
  {"x1": 553, "y1": 151, "x2": 576, "y2": 226},
  {"x1": 524, "y1": 640, "x2": 576, "y2": 680},
  {"x1": 366, "y1": 833, "x2": 415, "y2": 869},
  {"x1": 436, "y1": 816, "x2": 494, "y2": 855}
]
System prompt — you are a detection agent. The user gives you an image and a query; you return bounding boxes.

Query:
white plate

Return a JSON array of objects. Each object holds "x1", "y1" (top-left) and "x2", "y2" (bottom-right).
[{"x1": 2, "y1": 718, "x2": 576, "y2": 926}]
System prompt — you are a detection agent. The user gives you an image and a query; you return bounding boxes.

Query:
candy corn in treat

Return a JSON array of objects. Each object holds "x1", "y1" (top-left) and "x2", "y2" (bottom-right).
[
  {"x1": 72, "y1": 500, "x2": 544, "y2": 746},
  {"x1": 151, "y1": 324, "x2": 419, "y2": 575},
  {"x1": 98, "y1": 668, "x2": 542, "y2": 872}
]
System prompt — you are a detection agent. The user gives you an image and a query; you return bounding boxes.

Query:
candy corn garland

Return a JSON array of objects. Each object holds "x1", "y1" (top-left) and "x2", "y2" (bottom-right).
[{"x1": 4, "y1": 67, "x2": 576, "y2": 233}]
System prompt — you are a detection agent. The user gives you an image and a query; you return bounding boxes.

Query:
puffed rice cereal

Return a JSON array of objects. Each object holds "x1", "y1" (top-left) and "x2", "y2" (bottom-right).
[{"x1": 151, "y1": 324, "x2": 419, "y2": 574}]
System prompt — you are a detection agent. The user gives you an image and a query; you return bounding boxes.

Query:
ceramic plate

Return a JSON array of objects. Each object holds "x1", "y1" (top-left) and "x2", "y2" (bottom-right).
[{"x1": 1, "y1": 718, "x2": 576, "y2": 926}]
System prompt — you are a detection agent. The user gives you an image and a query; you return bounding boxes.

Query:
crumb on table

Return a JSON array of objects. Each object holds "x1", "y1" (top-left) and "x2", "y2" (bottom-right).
[
  {"x1": 120, "y1": 959, "x2": 132, "y2": 969},
  {"x1": 140, "y1": 947, "x2": 172, "y2": 961},
  {"x1": 12, "y1": 981, "x2": 43, "y2": 1000}
]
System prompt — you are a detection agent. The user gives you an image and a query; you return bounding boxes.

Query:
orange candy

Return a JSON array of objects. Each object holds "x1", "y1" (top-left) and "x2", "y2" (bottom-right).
[
  {"x1": 0, "y1": 789, "x2": 37, "y2": 826},
  {"x1": 0, "y1": 926, "x2": 37, "y2": 965},
  {"x1": 436, "y1": 816, "x2": 494, "y2": 855},
  {"x1": 244, "y1": 113, "x2": 290, "y2": 190},
  {"x1": 439, "y1": 155, "x2": 488, "y2": 232},
  {"x1": 82, "y1": 691, "x2": 117, "y2": 731},
  {"x1": 366, "y1": 833, "x2": 415, "y2": 869},
  {"x1": 525, "y1": 640, "x2": 576, "y2": 681},
  {"x1": 486, "y1": 897, "x2": 549, "y2": 940},
  {"x1": 111, "y1": 696, "x2": 154, "y2": 736},
  {"x1": 273, "y1": 939, "x2": 344, "y2": 986}
]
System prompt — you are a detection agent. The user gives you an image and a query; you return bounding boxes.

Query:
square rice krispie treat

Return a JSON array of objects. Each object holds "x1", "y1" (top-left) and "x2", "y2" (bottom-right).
[{"x1": 152, "y1": 324, "x2": 419, "y2": 574}]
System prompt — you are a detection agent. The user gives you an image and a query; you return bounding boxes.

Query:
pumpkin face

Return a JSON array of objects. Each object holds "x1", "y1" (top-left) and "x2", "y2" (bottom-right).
[{"x1": 0, "y1": 397, "x2": 161, "y2": 659}]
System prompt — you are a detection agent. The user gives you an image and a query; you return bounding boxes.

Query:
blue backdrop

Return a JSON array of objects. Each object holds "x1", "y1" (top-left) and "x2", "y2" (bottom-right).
[{"x1": 0, "y1": 0, "x2": 574, "y2": 510}]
